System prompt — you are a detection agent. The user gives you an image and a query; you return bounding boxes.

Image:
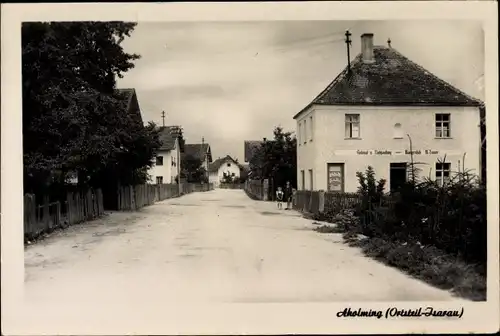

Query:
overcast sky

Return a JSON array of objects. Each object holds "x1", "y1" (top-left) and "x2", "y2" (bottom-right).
[{"x1": 116, "y1": 20, "x2": 484, "y2": 162}]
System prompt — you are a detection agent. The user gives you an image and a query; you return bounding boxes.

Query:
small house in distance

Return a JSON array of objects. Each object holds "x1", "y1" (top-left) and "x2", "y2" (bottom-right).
[
  {"x1": 183, "y1": 142, "x2": 213, "y2": 177},
  {"x1": 208, "y1": 155, "x2": 241, "y2": 187},
  {"x1": 293, "y1": 33, "x2": 484, "y2": 193},
  {"x1": 148, "y1": 126, "x2": 182, "y2": 185}
]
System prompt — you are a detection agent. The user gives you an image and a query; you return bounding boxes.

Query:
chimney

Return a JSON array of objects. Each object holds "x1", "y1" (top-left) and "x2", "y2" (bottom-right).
[{"x1": 361, "y1": 33, "x2": 375, "y2": 63}]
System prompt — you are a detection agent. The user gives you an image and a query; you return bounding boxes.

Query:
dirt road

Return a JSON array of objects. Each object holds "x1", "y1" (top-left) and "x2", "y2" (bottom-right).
[{"x1": 25, "y1": 189, "x2": 463, "y2": 304}]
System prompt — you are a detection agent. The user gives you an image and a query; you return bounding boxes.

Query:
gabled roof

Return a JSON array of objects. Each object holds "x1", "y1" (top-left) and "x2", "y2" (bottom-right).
[
  {"x1": 115, "y1": 88, "x2": 143, "y2": 124},
  {"x1": 208, "y1": 155, "x2": 239, "y2": 173},
  {"x1": 294, "y1": 46, "x2": 483, "y2": 119},
  {"x1": 183, "y1": 143, "x2": 212, "y2": 163},
  {"x1": 157, "y1": 126, "x2": 179, "y2": 152},
  {"x1": 244, "y1": 140, "x2": 263, "y2": 162}
]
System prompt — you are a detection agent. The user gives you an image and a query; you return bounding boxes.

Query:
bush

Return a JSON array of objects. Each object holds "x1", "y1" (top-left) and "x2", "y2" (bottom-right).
[
  {"x1": 314, "y1": 225, "x2": 343, "y2": 234},
  {"x1": 311, "y1": 162, "x2": 487, "y2": 301},
  {"x1": 354, "y1": 166, "x2": 387, "y2": 237},
  {"x1": 352, "y1": 163, "x2": 486, "y2": 268},
  {"x1": 355, "y1": 237, "x2": 486, "y2": 301}
]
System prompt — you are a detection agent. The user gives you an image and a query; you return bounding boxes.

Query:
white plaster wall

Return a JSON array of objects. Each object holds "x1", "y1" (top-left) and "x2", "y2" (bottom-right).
[
  {"x1": 218, "y1": 160, "x2": 241, "y2": 181},
  {"x1": 296, "y1": 108, "x2": 317, "y2": 190},
  {"x1": 296, "y1": 105, "x2": 481, "y2": 192},
  {"x1": 209, "y1": 172, "x2": 219, "y2": 186},
  {"x1": 148, "y1": 139, "x2": 181, "y2": 184},
  {"x1": 209, "y1": 158, "x2": 240, "y2": 187},
  {"x1": 148, "y1": 150, "x2": 172, "y2": 184}
]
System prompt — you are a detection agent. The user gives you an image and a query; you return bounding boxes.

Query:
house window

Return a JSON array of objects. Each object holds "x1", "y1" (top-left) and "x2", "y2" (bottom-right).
[
  {"x1": 227, "y1": 163, "x2": 231, "y2": 167},
  {"x1": 435, "y1": 113, "x2": 451, "y2": 138},
  {"x1": 309, "y1": 169, "x2": 313, "y2": 190},
  {"x1": 309, "y1": 116, "x2": 313, "y2": 141},
  {"x1": 435, "y1": 162, "x2": 451, "y2": 186},
  {"x1": 156, "y1": 156, "x2": 164, "y2": 166},
  {"x1": 393, "y1": 123, "x2": 403, "y2": 139},
  {"x1": 171, "y1": 157, "x2": 176, "y2": 167},
  {"x1": 156, "y1": 176, "x2": 163, "y2": 184},
  {"x1": 231, "y1": 173, "x2": 235, "y2": 177},
  {"x1": 345, "y1": 114, "x2": 360, "y2": 138},
  {"x1": 303, "y1": 119, "x2": 307, "y2": 144},
  {"x1": 300, "y1": 170, "x2": 305, "y2": 190}
]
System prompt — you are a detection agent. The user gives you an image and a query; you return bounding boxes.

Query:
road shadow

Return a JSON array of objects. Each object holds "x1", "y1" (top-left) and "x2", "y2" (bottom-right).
[
  {"x1": 169, "y1": 203, "x2": 201, "y2": 207},
  {"x1": 260, "y1": 211, "x2": 281, "y2": 216}
]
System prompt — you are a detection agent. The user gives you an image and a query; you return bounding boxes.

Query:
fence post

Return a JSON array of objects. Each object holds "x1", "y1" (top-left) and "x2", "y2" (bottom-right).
[
  {"x1": 319, "y1": 191, "x2": 325, "y2": 213},
  {"x1": 263, "y1": 179, "x2": 269, "y2": 201},
  {"x1": 87, "y1": 190, "x2": 91, "y2": 219},
  {"x1": 130, "y1": 186, "x2": 135, "y2": 210},
  {"x1": 98, "y1": 189, "x2": 104, "y2": 216},
  {"x1": 43, "y1": 196, "x2": 50, "y2": 231},
  {"x1": 78, "y1": 191, "x2": 84, "y2": 223},
  {"x1": 56, "y1": 201, "x2": 61, "y2": 227}
]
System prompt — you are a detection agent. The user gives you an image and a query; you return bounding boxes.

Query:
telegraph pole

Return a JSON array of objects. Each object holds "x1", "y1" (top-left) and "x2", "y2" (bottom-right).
[{"x1": 345, "y1": 30, "x2": 352, "y2": 73}]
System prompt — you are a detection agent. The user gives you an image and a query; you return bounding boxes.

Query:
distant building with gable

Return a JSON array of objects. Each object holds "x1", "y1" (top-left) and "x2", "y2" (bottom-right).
[
  {"x1": 208, "y1": 155, "x2": 241, "y2": 187},
  {"x1": 148, "y1": 126, "x2": 183, "y2": 184}
]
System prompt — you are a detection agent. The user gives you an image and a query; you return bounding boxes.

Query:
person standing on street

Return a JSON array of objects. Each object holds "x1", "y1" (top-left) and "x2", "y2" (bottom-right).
[
  {"x1": 276, "y1": 187, "x2": 284, "y2": 210},
  {"x1": 284, "y1": 181, "x2": 293, "y2": 210}
]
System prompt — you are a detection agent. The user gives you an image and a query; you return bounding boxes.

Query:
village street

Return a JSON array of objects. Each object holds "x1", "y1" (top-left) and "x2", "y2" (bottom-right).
[{"x1": 23, "y1": 189, "x2": 464, "y2": 305}]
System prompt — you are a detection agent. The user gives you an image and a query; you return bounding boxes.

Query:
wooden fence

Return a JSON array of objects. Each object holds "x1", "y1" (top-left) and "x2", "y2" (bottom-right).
[
  {"x1": 117, "y1": 182, "x2": 214, "y2": 211},
  {"x1": 219, "y1": 183, "x2": 245, "y2": 189},
  {"x1": 244, "y1": 179, "x2": 270, "y2": 200},
  {"x1": 24, "y1": 189, "x2": 104, "y2": 241},
  {"x1": 292, "y1": 190, "x2": 361, "y2": 215}
]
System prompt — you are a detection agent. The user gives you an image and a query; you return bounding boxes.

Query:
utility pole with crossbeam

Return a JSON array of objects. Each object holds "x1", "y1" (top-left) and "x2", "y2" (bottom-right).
[{"x1": 345, "y1": 30, "x2": 352, "y2": 73}]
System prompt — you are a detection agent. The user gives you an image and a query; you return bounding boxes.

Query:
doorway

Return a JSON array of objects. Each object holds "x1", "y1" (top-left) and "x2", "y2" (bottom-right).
[{"x1": 389, "y1": 163, "x2": 407, "y2": 192}]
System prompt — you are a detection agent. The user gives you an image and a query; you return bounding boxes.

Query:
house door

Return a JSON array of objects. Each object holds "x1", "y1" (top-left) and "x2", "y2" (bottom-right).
[
  {"x1": 389, "y1": 163, "x2": 407, "y2": 192},
  {"x1": 327, "y1": 163, "x2": 344, "y2": 192}
]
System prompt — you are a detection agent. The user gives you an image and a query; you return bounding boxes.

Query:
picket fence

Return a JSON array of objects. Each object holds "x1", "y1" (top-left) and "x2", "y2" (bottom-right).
[
  {"x1": 24, "y1": 189, "x2": 104, "y2": 240},
  {"x1": 293, "y1": 190, "x2": 361, "y2": 214},
  {"x1": 244, "y1": 179, "x2": 269, "y2": 200},
  {"x1": 219, "y1": 183, "x2": 245, "y2": 190},
  {"x1": 243, "y1": 179, "x2": 361, "y2": 215},
  {"x1": 117, "y1": 183, "x2": 214, "y2": 211}
]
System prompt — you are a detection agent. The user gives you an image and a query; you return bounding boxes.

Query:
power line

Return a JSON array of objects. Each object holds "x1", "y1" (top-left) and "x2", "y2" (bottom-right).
[{"x1": 160, "y1": 29, "x2": 354, "y2": 62}]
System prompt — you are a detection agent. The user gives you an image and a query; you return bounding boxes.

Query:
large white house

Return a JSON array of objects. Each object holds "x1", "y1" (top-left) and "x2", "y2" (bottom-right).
[
  {"x1": 294, "y1": 33, "x2": 484, "y2": 193},
  {"x1": 208, "y1": 155, "x2": 241, "y2": 187},
  {"x1": 148, "y1": 126, "x2": 182, "y2": 185}
]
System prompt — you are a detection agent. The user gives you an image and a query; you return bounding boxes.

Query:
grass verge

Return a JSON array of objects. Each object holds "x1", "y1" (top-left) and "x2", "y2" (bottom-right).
[{"x1": 313, "y1": 216, "x2": 486, "y2": 301}]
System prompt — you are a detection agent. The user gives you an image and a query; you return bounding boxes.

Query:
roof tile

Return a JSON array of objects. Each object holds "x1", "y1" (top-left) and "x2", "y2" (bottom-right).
[
  {"x1": 294, "y1": 46, "x2": 483, "y2": 119},
  {"x1": 183, "y1": 143, "x2": 212, "y2": 162}
]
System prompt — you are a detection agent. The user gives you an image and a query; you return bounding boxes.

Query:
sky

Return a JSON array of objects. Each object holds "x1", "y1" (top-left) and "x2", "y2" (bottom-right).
[{"x1": 116, "y1": 20, "x2": 484, "y2": 162}]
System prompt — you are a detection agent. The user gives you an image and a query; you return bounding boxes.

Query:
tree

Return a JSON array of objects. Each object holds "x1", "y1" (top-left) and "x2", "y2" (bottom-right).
[
  {"x1": 249, "y1": 126, "x2": 297, "y2": 189},
  {"x1": 22, "y1": 21, "x2": 159, "y2": 197},
  {"x1": 221, "y1": 172, "x2": 232, "y2": 183},
  {"x1": 238, "y1": 165, "x2": 249, "y2": 183},
  {"x1": 181, "y1": 154, "x2": 208, "y2": 183}
]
